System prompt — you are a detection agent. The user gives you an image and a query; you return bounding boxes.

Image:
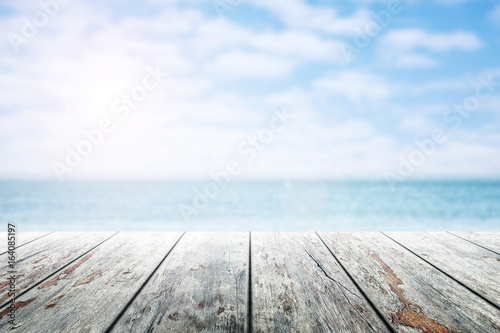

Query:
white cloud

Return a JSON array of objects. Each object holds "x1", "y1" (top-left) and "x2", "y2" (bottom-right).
[
  {"x1": 399, "y1": 115, "x2": 435, "y2": 134},
  {"x1": 391, "y1": 53, "x2": 437, "y2": 68},
  {"x1": 206, "y1": 51, "x2": 296, "y2": 78},
  {"x1": 314, "y1": 71, "x2": 393, "y2": 103},
  {"x1": 0, "y1": 0, "x2": 498, "y2": 180},
  {"x1": 410, "y1": 78, "x2": 469, "y2": 94},
  {"x1": 250, "y1": 31, "x2": 346, "y2": 63},
  {"x1": 378, "y1": 29, "x2": 482, "y2": 67},
  {"x1": 250, "y1": 0, "x2": 371, "y2": 35},
  {"x1": 382, "y1": 29, "x2": 482, "y2": 52},
  {"x1": 183, "y1": 19, "x2": 348, "y2": 65},
  {"x1": 418, "y1": 141, "x2": 500, "y2": 177}
]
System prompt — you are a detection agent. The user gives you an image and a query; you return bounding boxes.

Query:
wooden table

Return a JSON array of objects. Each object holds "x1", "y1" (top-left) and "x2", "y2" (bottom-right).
[{"x1": 0, "y1": 232, "x2": 499, "y2": 332}]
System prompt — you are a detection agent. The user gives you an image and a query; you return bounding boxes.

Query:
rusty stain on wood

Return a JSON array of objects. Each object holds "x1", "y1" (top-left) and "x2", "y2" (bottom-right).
[
  {"x1": 0, "y1": 232, "x2": 115, "y2": 310},
  {"x1": 319, "y1": 232, "x2": 500, "y2": 332},
  {"x1": 0, "y1": 297, "x2": 37, "y2": 319},
  {"x1": 384, "y1": 232, "x2": 500, "y2": 307},
  {"x1": 42, "y1": 294, "x2": 65, "y2": 310},
  {"x1": 1, "y1": 232, "x2": 500, "y2": 332},
  {"x1": 74, "y1": 270, "x2": 102, "y2": 287},
  {"x1": 252, "y1": 232, "x2": 390, "y2": 332},
  {"x1": 371, "y1": 253, "x2": 449, "y2": 333},
  {"x1": 0, "y1": 280, "x2": 11, "y2": 290},
  {"x1": 0, "y1": 232, "x2": 184, "y2": 333},
  {"x1": 38, "y1": 248, "x2": 100, "y2": 290}
]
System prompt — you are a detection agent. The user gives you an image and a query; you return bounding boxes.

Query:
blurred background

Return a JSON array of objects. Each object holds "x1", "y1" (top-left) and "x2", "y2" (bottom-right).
[{"x1": 0, "y1": 0, "x2": 499, "y2": 230}]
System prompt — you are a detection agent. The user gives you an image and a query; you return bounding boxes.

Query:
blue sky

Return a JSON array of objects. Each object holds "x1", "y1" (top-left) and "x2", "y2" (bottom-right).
[{"x1": 0, "y1": 0, "x2": 499, "y2": 180}]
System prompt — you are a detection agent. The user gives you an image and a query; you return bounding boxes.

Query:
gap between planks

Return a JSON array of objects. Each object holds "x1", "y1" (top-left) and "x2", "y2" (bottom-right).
[
  {"x1": 104, "y1": 232, "x2": 186, "y2": 333},
  {"x1": 4, "y1": 232, "x2": 499, "y2": 333},
  {"x1": 247, "y1": 231, "x2": 253, "y2": 333},
  {"x1": 381, "y1": 231, "x2": 500, "y2": 311},
  {"x1": 315, "y1": 232, "x2": 398, "y2": 333},
  {"x1": 0, "y1": 232, "x2": 54, "y2": 256},
  {"x1": 446, "y1": 231, "x2": 500, "y2": 256},
  {"x1": 0, "y1": 232, "x2": 118, "y2": 310}
]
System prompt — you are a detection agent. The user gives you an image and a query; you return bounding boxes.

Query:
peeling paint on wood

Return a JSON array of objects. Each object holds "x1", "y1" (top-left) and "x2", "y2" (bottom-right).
[
  {"x1": 0, "y1": 298, "x2": 37, "y2": 320},
  {"x1": 0, "y1": 232, "x2": 114, "y2": 306},
  {"x1": 385, "y1": 232, "x2": 500, "y2": 307},
  {"x1": 1, "y1": 232, "x2": 499, "y2": 332},
  {"x1": 37, "y1": 248, "x2": 100, "y2": 290},
  {"x1": 0, "y1": 232, "x2": 182, "y2": 333},
  {"x1": 318, "y1": 232, "x2": 500, "y2": 333},
  {"x1": 370, "y1": 252, "x2": 448, "y2": 333},
  {"x1": 109, "y1": 232, "x2": 249, "y2": 333},
  {"x1": 252, "y1": 232, "x2": 390, "y2": 333}
]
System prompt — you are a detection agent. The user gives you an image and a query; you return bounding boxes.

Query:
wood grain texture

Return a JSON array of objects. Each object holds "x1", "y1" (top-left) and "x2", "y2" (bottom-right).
[
  {"x1": 318, "y1": 232, "x2": 500, "y2": 333},
  {"x1": 449, "y1": 232, "x2": 500, "y2": 254},
  {"x1": 384, "y1": 232, "x2": 500, "y2": 307},
  {"x1": 251, "y1": 232, "x2": 390, "y2": 333},
  {"x1": 110, "y1": 232, "x2": 249, "y2": 333},
  {"x1": 0, "y1": 232, "x2": 52, "y2": 255},
  {"x1": 17, "y1": 232, "x2": 52, "y2": 246},
  {"x1": 0, "y1": 232, "x2": 183, "y2": 333},
  {"x1": 1, "y1": 231, "x2": 499, "y2": 332},
  {"x1": 0, "y1": 232, "x2": 115, "y2": 307}
]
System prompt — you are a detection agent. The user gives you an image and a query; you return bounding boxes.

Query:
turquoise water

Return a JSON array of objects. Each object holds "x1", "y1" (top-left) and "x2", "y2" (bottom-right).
[{"x1": 0, "y1": 180, "x2": 499, "y2": 231}]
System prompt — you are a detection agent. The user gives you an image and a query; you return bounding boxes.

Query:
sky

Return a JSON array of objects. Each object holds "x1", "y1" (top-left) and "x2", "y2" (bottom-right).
[{"x1": 0, "y1": 0, "x2": 499, "y2": 180}]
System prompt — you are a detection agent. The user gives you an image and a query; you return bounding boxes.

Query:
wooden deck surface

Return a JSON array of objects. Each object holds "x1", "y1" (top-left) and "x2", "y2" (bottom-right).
[{"x1": 0, "y1": 232, "x2": 499, "y2": 332}]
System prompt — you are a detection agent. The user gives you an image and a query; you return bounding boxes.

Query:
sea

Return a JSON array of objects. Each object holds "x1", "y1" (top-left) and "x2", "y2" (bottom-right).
[{"x1": 0, "y1": 179, "x2": 499, "y2": 231}]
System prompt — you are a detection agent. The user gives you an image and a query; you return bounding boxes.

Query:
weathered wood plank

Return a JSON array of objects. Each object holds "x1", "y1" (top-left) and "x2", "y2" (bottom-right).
[
  {"x1": 0, "y1": 232, "x2": 53, "y2": 255},
  {"x1": 318, "y1": 232, "x2": 500, "y2": 333},
  {"x1": 0, "y1": 232, "x2": 183, "y2": 333},
  {"x1": 384, "y1": 232, "x2": 500, "y2": 307},
  {"x1": 0, "y1": 232, "x2": 115, "y2": 307},
  {"x1": 109, "y1": 232, "x2": 249, "y2": 333},
  {"x1": 449, "y1": 232, "x2": 500, "y2": 254},
  {"x1": 252, "y1": 232, "x2": 390, "y2": 333}
]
